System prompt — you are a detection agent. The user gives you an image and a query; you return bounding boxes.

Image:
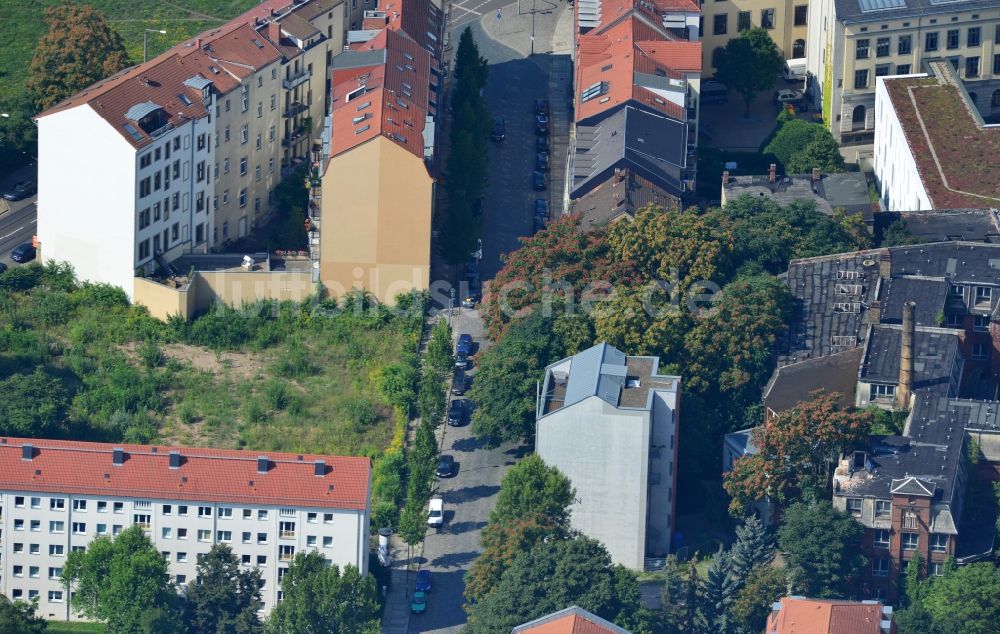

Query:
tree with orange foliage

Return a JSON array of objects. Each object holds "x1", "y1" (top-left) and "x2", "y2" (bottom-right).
[{"x1": 724, "y1": 392, "x2": 873, "y2": 515}]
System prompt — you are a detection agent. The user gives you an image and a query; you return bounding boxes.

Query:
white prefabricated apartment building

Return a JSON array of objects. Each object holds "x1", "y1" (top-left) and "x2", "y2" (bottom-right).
[
  {"x1": 536, "y1": 343, "x2": 681, "y2": 570},
  {"x1": 0, "y1": 438, "x2": 371, "y2": 621}
]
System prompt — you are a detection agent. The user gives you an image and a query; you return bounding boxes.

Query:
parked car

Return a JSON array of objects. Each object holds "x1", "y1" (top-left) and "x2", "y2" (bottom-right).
[
  {"x1": 447, "y1": 399, "x2": 465, "y2": 426},
  {"x1": 535, "y1": 98, "x2": 550, "y2": 117},
  {"x1": 533, "y1": 213, "x2": 547, "y2": 233},
  {"x1": 427, "y1": 497, "x2": 444, "y2": 528},
  {"x1": 490, "y1": 117, "x2": 506, "y2": 141},
  {"x1": 536, "y1": 135, "x2": 549, "y2": 152},
  {"x1": 535, "y1": 114, "x2": 549, "y2": 136},
  {"x1": 10, "y1": 243, "x2": 36, "y2": 263},
  {"x1": 411, "y1": 590, "x2": 428, "y2": 614},
  {"x1": 461, "y1": 288, "x2": 480, "y2": 309},
  {"x1": 415, "y1": 569, "x2": 432, "y2": 592},
  {"x1": 455, "y1": 333, "x2": 472, "y2": 368},
  {"x1": 0, "y1": 263, "x2": 7, "y2": 275},
  {"x1": 700, "y1": 80, "x2": 728, "y2": 104},
  {"x1": 535, "y1": 198, "x2": 549, "y2": 219},
  {"x1": 452, "y1": 369, "x2": 469, "y2": 395},
  {"x1": 536, "y1": 151, "x2": 549, "y2": 171},
  {"x1": 2, "y1": 179, "x2": 36, "y2": 201},
  {"x1": 533, "y1": 171, "x2": 547, "y2": 191},
  {"x1": 436, "y1": 455, "x2": 455, "y2": 478},
  {"x1": 774, "y1": 89, "x2": 806, "y2": 105}
]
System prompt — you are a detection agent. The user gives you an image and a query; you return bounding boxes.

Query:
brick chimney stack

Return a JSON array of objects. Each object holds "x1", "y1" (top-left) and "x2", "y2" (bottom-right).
[
  {"x1": 268, "y1": 20, "x2": 281, "y2": 44},
  {"x1": 722, "y1": 170, "x2": 730, "y2": 187},
  {"x1": 898, "y1": 301, "x2": 916, "y2": 409},
  {"x1": 768, "y1": 163, "x2": 777, "y2": 183},
  {"x1": 811, "y1": 167, "x2": 821, "y2": 182}
]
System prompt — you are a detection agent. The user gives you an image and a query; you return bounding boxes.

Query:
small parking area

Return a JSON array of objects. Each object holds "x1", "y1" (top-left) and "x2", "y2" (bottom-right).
[{"x1": 698, "y1": 78, "x2": 807, "y2": 151}]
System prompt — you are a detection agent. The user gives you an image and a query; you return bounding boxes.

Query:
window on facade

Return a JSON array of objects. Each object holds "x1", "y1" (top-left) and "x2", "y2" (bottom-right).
[
  {"x1": 133, "y1": 514, "x2": 150, "y2": 529},
  {"x1": 279, "y1": 545, "x2": 295, "y2": 561},
  {"x1": 258, "y1": 532, "x2": 268, "y2": 544},
  {"x1": 898, "y1": 34, "x2": 911, "y2": 55},
  {"x1": 760, "y1": 8, "x2": 775, "y2": 29},
  {"x1": 49, "y1": 521, "x2": 64, "y2": 533},
  {"x1": 13, "y1": 519, "x2": 23, "y2": 530},
  {"x1": 97, "y1": 524, "x2": 108, "y2": 535},
  {"x1": 178, "y1": 528, "x2": 187, "y2": 539},
  {"x1": 306, "y1": 536, "x2": 317, "y2": 547},
  {"x1": 946, "y1": 29, "x2": 959, "y2": 49},
  {"x1": 217, "y1": 531, "x2": 232, "y2": 542},
  {"x1": 241, "y1": 86, "x2": 249, "y2": 112},
  {"x1": 196, "y1": 161, "x2": 206, "y2": 183},
  {"x1": 177, "y1": 552, "x2": 187, "y2": 562},
  {"x1": 902, "y1": 532, "x2": 919, "y2": 550},
  {"x1": 256, "y1": 133, "x2": 262, "y2": 150},
  {"x1": 870, "y1": 384, "x2": 894, "y2": 400},
  {"x1": 49, "y1": 545, "x2": 64, "y2": 556},
  {"x1": 198, "y1": 506, "x2": 212, "y2": 518},
  {"x1": 197, "y1": 530, "x2": 211, "y2": 542},
  {"x1": 967, "y1": 26, "x2": 981, "y2": 47},
  {"x1": 30, "y1": 520, "x2": 40, "y2": 532},
  {"x1": 872, "y1": 558, "x2": 889, "y2": 576},
  {"x1": 241, "y1": 124, "x2": 249, "y2": 144},
  {"x1": 856, "y1": 39, "x2": 870, "y2": 59},
  {"x1": 239, "y1": 189, "x2": 247, "y2": 208},
  {"x1": 162, "y1": 527, "x2": 172, "y2": 539},
  {"x1": 976, "y1": 286, "x2": 992, "y2": 304},
  {"x1": 874, "y1": 529, "x2": 890, "y2": 548},
  {"x1": 240, "y1": 157, "x2": 248, "y2": 176},
  {"x1": 876, "y1": 37, "x2": 890, "y2": 57},
  {"x1": 138, "y1": 239, "x2": 150, "y2": 261},
  {"x1": 966, "y1": 57, "x2": 980, "y2": 77},
  {"x1": 875, "y1": 64, "x2": 891, "y2": 77},
  {"x1": 13, "y1": 565, "x2": 23, "y2": 577},
  {"x1": 737, "y1": 11, "x2": 751, "y2": 32},
  {"x1": 713, "y1": 14, "x2": 727, "y2": 35},
  {"x1": 926, "y1": 32, "x2": 939, "y2": 51},
  {"x1": 29, "y1": 544, "x2": 39, "y2": 554},
  {"x1": 279, "y1": 521, "x2": 296, "y2": 538},
  {"x1": 139, "y1": 177, "x2": 151, "y2": 198},
  {"x1": 255, "y1": 165, "x2": 261, "y2": 182},
  {"x1": 854, "y1": 69, "x2": 869, "y2": 89},
  {"x1": 793, "y1": 4, "x2": 807, "y2": 26},
  {"x1": 930, "y1": 533, "x2": 948, "y2": 552},
  {"x1": 259, "y1": 510, "x2": 269, "y2": 520},
  {"x1": 973, "y1": 315, "x2": 990, "y2": 332},
  {"x1": 29, "y1": 567, "x2": 39, "y2": 578},
  {"x1": 48, "y1": 567, "x2": 62, "y2": 580},
  {"x1": 847, "y1": 498, "x2": 862, "y2": 516},
  {"x1": 257, "y1": 102, "x2": 263, "y2": 117},
  {"x1": 875, "y1": 500, "x2": 891, "y2": 517},
  {"x1": 258, "y1": 555, "x2": 268, "y2": 566},
  {"x1": 897, "y1": 64, "x2": 911, "y2": 74}
]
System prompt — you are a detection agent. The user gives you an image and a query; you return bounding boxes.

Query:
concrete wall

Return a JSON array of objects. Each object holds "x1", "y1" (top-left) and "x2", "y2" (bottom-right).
[
  {"x1": 37, "y1": 106, "x2": 139, "y2": 298},
  {"x1": 319, "y1": 136, "x2": 432, "y2": 304},
  {"x1": 537, "y1": 396, "x2": 650, "y2": 570},
  {"x1": 133, "y1": 270, "x2": 313, "y2": 320},
  {"x1": 873, "y1": 75, "x2": 933, "y2": 212},
  {"x1": 646, "y1": 389, "x2": 678, "y2": 557}
]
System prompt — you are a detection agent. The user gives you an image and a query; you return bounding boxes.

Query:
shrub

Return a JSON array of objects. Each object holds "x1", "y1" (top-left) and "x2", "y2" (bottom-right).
[
  {"x1": 242, "y1": 398, "x2": 267, "y2": 424},
  {"x1": 374, "y1": 362, "x2": 418, "y2": 411},
  {"x1": 262, "y1": 379, "x2": 290, "y2": 410},
  {"x1": 138, "y1": 339, "x2": 164, "y2": 369},
  {"x1": 344, "y1": 397, "x2": 377, "y2": 432},
  {"x1": 177, "y1": 402, "x2": 198, "y2": 424}
]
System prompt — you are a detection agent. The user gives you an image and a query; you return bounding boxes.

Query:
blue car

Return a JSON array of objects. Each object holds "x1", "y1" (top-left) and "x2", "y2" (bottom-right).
[{"x1": 415, "y1": 569, "x2": 432, "y2": 592}]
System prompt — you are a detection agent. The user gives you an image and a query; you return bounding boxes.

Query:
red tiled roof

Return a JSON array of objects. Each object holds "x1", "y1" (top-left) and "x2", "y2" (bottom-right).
[
  {"x1": 37, "y1": 23, "x2": 282, "y2": 149},
  {"x1": 766, "y1": 597, "x2": 887, "y2": 634},
  {"x1": 379, "y1": 0, "x2": 443, "y2": 58},
  {"x1": 0, "y1": 437, "x2": 370, "y2": 511},
  {"x1": 329, "y1": 28, "x2": 435, "y2": 159},
  {"x1": 575, "y1": 16, "x2": 699, "y2": 122},
  {"x1": 513, "y1": 607, "x2": 630, "y2": 633}
]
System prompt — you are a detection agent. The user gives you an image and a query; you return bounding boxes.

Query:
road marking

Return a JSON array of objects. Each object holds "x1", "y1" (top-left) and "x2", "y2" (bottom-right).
[{"x1": 0, "y1": 219, "x2": 35, "y2": 241}]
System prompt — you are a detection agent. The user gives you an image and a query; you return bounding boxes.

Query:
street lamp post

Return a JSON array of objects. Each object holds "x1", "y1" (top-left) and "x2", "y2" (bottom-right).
[{"x1": 143, "y1": 29, "x2": 167, "y2": 63}]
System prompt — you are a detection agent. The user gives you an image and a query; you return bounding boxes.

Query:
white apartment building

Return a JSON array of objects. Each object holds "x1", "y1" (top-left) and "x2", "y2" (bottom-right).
[
  {"x1": 0, "y1": 438, "x2": 371, "y2": 622},
  {"x1": 36, "y1": 53, "x2": 217, "y2": 298},
  {"x1": 536, "y1": 343, "x2": 681, "y2": 570},
  {"x1": 806, "y1": 0, "x2": 1000, "y2": 144},
  {"x1": 874, "y1": 61, "x2": 1000, "y2": 211}
]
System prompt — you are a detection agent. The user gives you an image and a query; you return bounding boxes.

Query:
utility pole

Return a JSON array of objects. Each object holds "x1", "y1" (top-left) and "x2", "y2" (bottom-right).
[
  {"x1": 530, "y1": 0, "x2": 536, "y2": 55},
  {"x1": 143, "y1": 29, "x2": 167, "y2": 63}
]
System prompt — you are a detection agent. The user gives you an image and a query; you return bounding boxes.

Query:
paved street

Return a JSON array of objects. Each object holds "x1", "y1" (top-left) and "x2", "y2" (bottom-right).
[{"x1": 0, "y1": 162, "x2": 38, "y2": 269}]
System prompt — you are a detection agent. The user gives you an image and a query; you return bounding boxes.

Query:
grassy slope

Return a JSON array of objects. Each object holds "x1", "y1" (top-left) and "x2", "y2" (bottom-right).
[{"x1": 0, "y1": 0, "x2": 259, "y2": 101}]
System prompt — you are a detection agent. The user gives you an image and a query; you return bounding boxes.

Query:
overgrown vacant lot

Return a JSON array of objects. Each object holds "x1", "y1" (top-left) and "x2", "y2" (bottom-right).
[
  {"x1": 0, "y1": 0, "x2": 259, "y2": 100},
  {"x1": 0, "y1": 263, "x2": 423, "y2": 458}
]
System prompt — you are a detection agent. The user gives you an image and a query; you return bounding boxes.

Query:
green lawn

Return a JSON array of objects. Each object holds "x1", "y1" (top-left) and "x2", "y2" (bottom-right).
[
  {"x1": 0, "y1": 263, "x2": 423, "y2": 458},
  {"x1": 0, "y1": 0, "x2": 260, "y2": 102},
  {"x1": 46, "y1": 622, "x2": 105, "y2": 634}
]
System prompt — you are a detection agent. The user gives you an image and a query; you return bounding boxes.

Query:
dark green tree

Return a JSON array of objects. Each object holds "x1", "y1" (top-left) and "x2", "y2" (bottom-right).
[
  {"x1": 920, "y1": 562, "x2": 1000, "y2": 634},
  {"x1": 62, "y1": 525, "x2": 182, "y2": 634},
  {"x1": 659, "y1": 555, "x2": 686, "y2": 633},
  {"x1": 730, "y1": 565, "x2": 788, "y2": 632},
  {"x1": 785, "y1": 131, "x2": 847, "y2": 173},
  {"x1": 0, "y1": 92, "x2": 37, "y2": 171},
  {"x1": 0, "y1": 368, "x2": 71, "y2": 438},
  {"x1": 777, "y1": 502, "x2": 865, "y2": 599},
  {"x1": 729, "y1": 514, "x2": 775, "y2": 581},
  {"x1": 183, "y1": 544, "x2": 264, "y2": 634},
  {"x1": 700, "y1": 546, "x2": 738, "y2": 634},
  {"x1": 0, "y1": 595, "x2": 47, "y2": 633},
  {"x1": 267, "y1": 552, "x2": 380, "y2": 634},
  {"x1": 465, "y1": 537, "x2": 649, "y2": 634},
  {"x1": 27, "y1": 4, "x2": 130, "y2": 111},
  {"x1": 713, "y1": 28, "x2": 784, "y2": 116},
  {"x1": 682, "y1": 558, "x2": 704, "y2": 632},
  {"x1": 425, "y1": 319, "x2": 454, "y2": 376}
]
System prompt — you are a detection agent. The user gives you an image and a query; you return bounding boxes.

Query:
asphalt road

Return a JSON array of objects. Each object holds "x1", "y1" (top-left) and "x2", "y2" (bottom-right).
[{"x1": 0, "y1": 163, "x2": 39, "y2": 269}]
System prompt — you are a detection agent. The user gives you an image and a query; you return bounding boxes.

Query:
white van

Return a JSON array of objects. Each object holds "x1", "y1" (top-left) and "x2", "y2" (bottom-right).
[
  {"x1": 783, "y1": 58, "x2": 808, "y2": 82},
  {"x1": 427, "y1": 497, "x2": 444, "y2": 528}
]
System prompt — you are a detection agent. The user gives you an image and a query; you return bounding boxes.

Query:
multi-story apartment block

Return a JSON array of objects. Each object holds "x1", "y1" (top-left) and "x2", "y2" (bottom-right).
[
  {"x1": 702, "y1": 0, "x2": 810, "y2": 76},
  {"x1": 0, "y1": 438, "x2": 371, "y2": 621},
  {"x1": 806, "y1": 0, "x2": 1000, "y2": 144},
  {"x1": 36, "y1": 52, "x2": 217, "y2": 298},
  {"x1": 571, "y1": 0, "x2": 702, "y2": 226},
  {"x1": 874, "y1": 61, "x2": 1000, "y2": 212},
  {"x1": 742, "y1": 242, "x2": 1000, "y2": 601},
  {"x1": 536, "y1": 343, "x2": 681, "y2": 570}
]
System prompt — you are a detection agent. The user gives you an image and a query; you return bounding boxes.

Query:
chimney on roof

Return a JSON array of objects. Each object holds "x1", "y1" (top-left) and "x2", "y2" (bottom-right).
[
  {"x1": 257, "y1": 456, "x2": 270, "y2": 474},
  {"x1": 879, "y1": 252, "x2": 892, "y2": 279},
  {"x1": 314, "y1": 460, "x2": 326, "y2": 477},
  {"x1": 268, "y1": 20, "x2": 281, "y2": 44},
  {"x1": 768, "y1": 163, "x2": 777, "y2": 183},
  {"x1": 196, "y1": 38, "x2": 202, "y2": 48},
  {"x1": 811, "y1": 167, "x2": 821, "y2": 182},
  {"x1": 22, "y1": 444, "x2": 34, "y2": 461},
  {"x1": 722, "y1": 170, "x2": 729, "y2": 187},
  {"x1": 169, "y1": 450, "x2": 182, "y2": 470},
  {"x1": 112, "y1": 448, "x2": 125, "y2": 466},
  {"x1": 898, "y1": 301, "x2": 916, "y2": 409}
]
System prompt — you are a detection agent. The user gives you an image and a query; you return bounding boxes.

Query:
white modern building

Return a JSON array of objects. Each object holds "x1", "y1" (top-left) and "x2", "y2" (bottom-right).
[
  {"x1": 874, "y1": 60, "x2": 1000, "y2": 211},
  {"x1": 36, "y1": 53, "x2": 218, "y2": 299},
  {"x1": 0, "y1": 438, "x2": 371, "y2": 621},
  {"x1": 536, "y1": 343, "x2": 681, "y2": 570}
]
